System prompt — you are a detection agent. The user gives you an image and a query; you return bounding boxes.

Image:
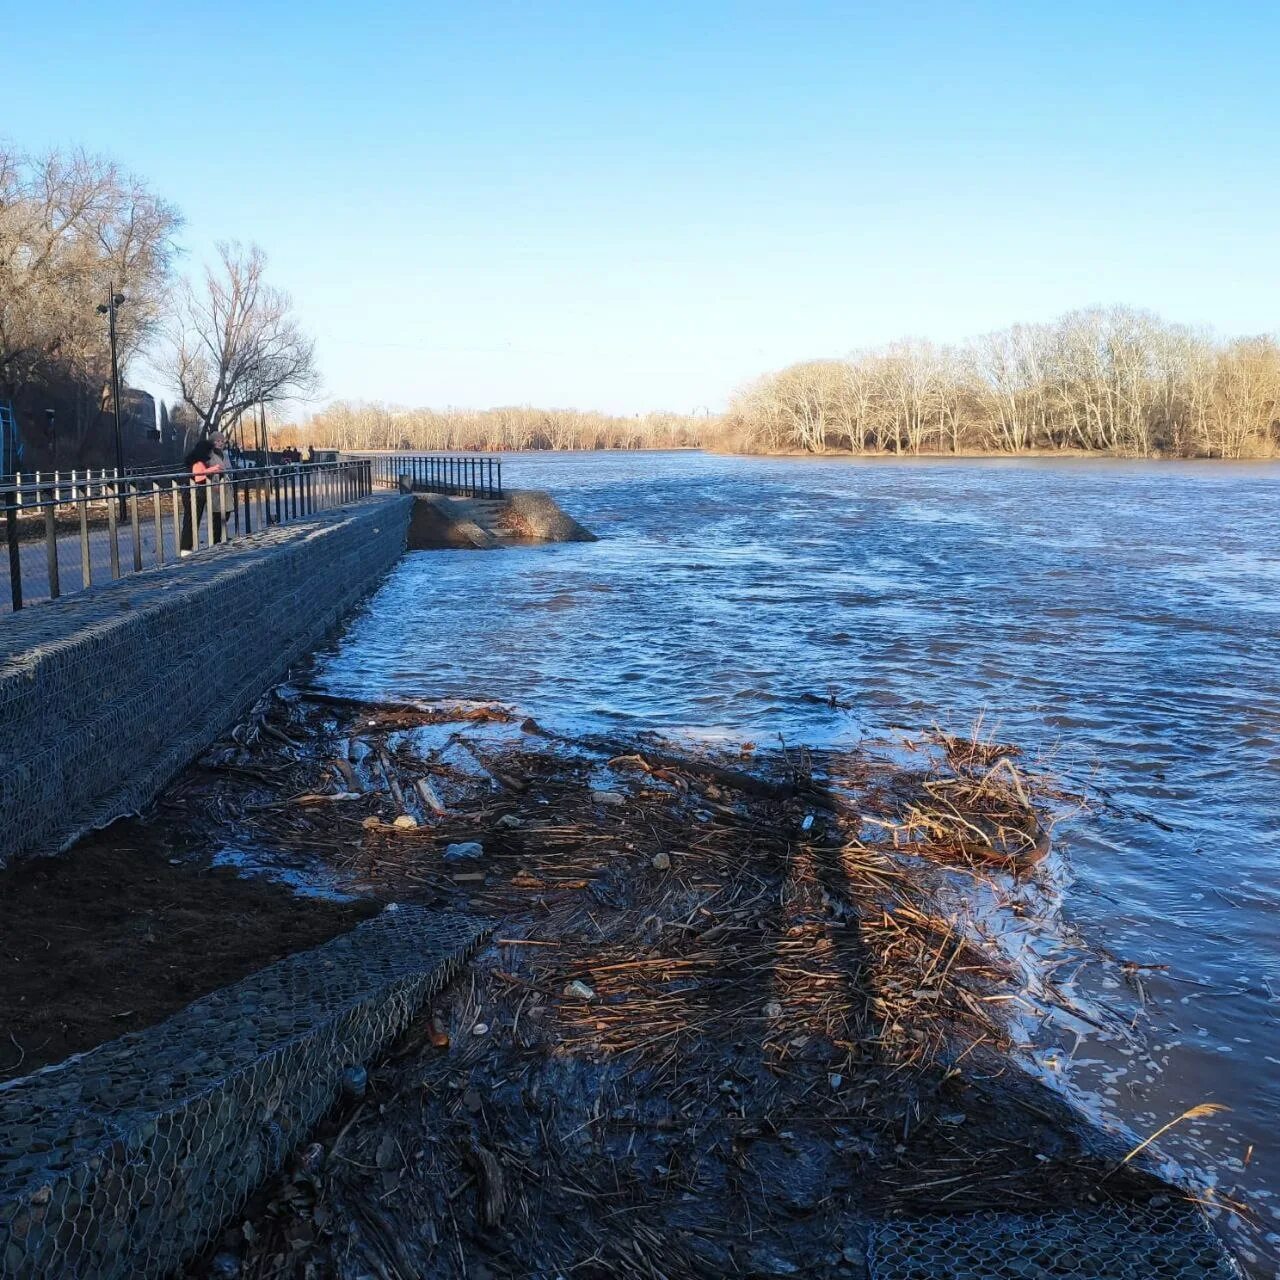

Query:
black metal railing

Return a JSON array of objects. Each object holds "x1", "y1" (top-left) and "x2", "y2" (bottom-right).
[
  {"x1": 1, "y1": 458, "x2": 374, "y2": 613},
  {"x1": 354, "y1": 453, "x2": 504, "y2": 499}
]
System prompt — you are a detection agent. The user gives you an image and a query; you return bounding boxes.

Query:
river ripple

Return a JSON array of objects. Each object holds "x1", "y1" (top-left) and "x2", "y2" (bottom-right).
[{"x1": 317, "y1": 451, "x2": 1280, "y2": 1274}]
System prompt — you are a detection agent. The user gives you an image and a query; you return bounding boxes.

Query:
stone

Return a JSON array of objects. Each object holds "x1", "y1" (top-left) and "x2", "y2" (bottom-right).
[
  {"x1": 444, "y1": 841, "x2": 484, "y2": 862},
  {"x1": 392, "y1": 814, "x2": 418, "y2": 830},
  {"x1": 497, "y1": 814, "x2": 522, "y2": 829},
  {"x1": 340, "y1": 1065, "x2": 368, "y2": 1100},
  {"x1": 651, "y1": 851, "x2": 671, "y2": 871},
  {"x1": 563, "y1": 980, "x2": 595, "y2": 1001},
  {"x1": 590, "y1": 789, "x2": 626, "y2": 807},
  {"x1": 763, "y1": 1001, "x2": 783, "y2": 1020}
]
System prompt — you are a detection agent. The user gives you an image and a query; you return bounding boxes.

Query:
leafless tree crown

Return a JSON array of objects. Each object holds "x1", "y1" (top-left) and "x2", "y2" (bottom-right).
[
  {"x1": 0, "y1": 146, "x2": 180, "y2": 420},
  {"x1": 161, "y1": 241, "x2": 318, "y2": 439},
  {"x1": 724, "y1": 307, "x2": 1280, "y2": 459}
]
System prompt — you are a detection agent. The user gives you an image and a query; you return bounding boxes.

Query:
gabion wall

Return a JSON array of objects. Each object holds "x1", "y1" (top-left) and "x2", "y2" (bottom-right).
[
  {"x1": 867, "y1": 1204, "x2": 1243, "y2": 1279},
  {"x1": 0, "y1": 906, "x2": 488, "y2": 1280},
  {"x1": 0, "y1": 495, "x2": 413, "y2": 867}
]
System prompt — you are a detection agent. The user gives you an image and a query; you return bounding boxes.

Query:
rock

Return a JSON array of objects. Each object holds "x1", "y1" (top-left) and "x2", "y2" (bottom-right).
[
  {"x1": 340, "y1": 1065, "x2": 367, "y2": 1100},
  {"x1": 651, "y1": 851, "x2": 671, "y2": 871},
  {"x1": 443, "y1": 841, "x2": 484, "y2": 861},
  {"x1": 472, "y1": 1022, "x2": 489, "y2": 1036},
  {"x1": 497, "y1": 814, "x2": 522, "y2": 829},
  {"x1": 208, "y1": 1252, "x2": 241, "y2": 1279},
  {"x1": 829, "y1": 1072, "x2": 843, "y2": 1089},
  {"x1": 590, "y1": 789, "x2": 626, "y2": 807},
  {"x1": 361, "y1": 815, "x2": 386, "y2": 830},
  {"x1": 564, "y1": 980, "x2": 595, "y2": 1001},
  {"x1": 749, "y1": 1250, "x2": 799, "y2": 1275},
  {"x1": 392, "y1": 814, "x2": 419, "y2": 830},
  {"x1": 763, "y1": 1000, "x2": 783, "y2": 1020},
  {"x1": 427, "y1": 1016, "x2": 450, "y2": 1048},
  {"x1": 939, "y1": 1112, "x2": 966, "y2": 1126}
]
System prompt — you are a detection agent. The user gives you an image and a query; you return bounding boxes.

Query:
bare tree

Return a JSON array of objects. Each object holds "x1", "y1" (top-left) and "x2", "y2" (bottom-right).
[
  {"x1": 0, "y1": 146, "x2": 180, "y2": 451},
  {"x1": 162, "y1": 241, "x2": 318, "y2": 440}
]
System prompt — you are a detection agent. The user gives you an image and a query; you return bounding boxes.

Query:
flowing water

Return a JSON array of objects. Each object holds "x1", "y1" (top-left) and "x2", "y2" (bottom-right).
[{"x1": 316, "y1": 451, "x2": 1280, "y2": 1274}]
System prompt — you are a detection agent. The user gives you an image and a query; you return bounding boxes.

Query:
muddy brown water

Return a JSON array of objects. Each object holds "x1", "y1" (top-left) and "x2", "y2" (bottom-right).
[{"x1": 313, "y1": 450, "x2": 1280, "y2": 1275}]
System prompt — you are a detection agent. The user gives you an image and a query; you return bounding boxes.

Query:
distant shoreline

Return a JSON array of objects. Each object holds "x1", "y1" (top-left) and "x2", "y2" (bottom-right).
[
  {"x1": 326, "y1": 442, "x2": 1280, "y2": 465},
  {"x1": 708, "y1": 446, "x2": 1280, "y2": 464}
]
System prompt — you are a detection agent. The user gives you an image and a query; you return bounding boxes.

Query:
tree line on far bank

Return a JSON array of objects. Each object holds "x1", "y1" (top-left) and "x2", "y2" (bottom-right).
[
  {"x1": 299, "y1": 307, "x2": 1279, "y2": 461},
  {"x1": 295, "y1": 403, "x2": 706, "y2": 454},
  {"x1": 723, "y1": 307, "x2": 1280, "y2": 459}
]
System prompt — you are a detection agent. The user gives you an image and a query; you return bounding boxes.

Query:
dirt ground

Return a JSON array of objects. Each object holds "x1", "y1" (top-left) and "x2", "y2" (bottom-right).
[{"x1": 0, "y1": 835, "x2": 376, "y2": 1082}]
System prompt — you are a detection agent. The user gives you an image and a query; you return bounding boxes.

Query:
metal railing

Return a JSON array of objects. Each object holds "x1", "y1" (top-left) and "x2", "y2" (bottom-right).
[
  {"x1": 355, "y1": 453, "x2": 504, "y2": 499},
  {"x1": 2, "y1": 458, "x2": 374, "y2": 613}
]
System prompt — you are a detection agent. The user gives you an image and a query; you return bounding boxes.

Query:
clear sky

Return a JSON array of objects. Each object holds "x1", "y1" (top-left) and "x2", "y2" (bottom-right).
[{"x1": 5, "y1": 1, "x2": 1278, "y2": 414}]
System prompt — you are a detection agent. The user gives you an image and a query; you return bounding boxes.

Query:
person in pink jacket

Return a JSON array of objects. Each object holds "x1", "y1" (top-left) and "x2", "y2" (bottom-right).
[{"x1": 179, "y1": 430, "x2": 228, "y2": 555}]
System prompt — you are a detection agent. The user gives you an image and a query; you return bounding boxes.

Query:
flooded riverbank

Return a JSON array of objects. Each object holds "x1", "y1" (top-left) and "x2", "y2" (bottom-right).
[
  {"x1": 172, "y1": 690, "x2": 1217, "y2": 1279},
  {"x1": 314, "y1": 451, "x2": 1280, "y2": 1274}
]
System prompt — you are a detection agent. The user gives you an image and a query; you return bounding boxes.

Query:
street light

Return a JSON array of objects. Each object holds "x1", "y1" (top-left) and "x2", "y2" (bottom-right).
[{"x1": 96, "y1": 285, "x2": 126, "y2": 516}]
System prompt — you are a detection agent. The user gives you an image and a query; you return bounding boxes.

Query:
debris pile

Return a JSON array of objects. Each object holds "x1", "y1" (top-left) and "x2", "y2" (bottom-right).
[{"x1": 178, "y1": 690, "x2": 1171, "y2": 1279}]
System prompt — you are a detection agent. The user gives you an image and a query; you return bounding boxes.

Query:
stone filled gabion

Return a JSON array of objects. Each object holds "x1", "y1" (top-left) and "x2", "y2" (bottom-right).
[
  {"x1": 867, "y1": 1204, "x2": 1243, "y2": 1279},
  {"x1": 0, "y1": 495, "x2": 413, "y2": 869},
  {"x1": 0, "y1": 906, "x2": 489, "y2": 1280}
]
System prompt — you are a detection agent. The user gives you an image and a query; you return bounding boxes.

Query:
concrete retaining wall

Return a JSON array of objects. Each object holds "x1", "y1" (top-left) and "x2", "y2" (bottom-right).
[{"x1": 0, "y1": 494, "x2": 414, "y2": 867}]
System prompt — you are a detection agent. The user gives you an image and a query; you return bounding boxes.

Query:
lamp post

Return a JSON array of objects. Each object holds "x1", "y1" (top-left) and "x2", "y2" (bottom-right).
[{"x1": 96, "y1": 285, "x2": 127, "y2": 517}]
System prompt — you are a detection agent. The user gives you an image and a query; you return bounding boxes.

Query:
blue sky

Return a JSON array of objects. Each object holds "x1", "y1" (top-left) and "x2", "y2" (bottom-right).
[{"x1": 6, "y1": 1, "x2": 1278, "y2": 413}]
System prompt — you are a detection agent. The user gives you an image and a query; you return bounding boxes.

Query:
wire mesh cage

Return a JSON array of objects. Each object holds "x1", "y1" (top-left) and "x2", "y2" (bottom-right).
[
  {"x1": 0, "y1": 906, "x2": 489, "y2": 1280},
  {"x1": 867, "y1": 1203, "x2": 1243, "y2": 1280}
]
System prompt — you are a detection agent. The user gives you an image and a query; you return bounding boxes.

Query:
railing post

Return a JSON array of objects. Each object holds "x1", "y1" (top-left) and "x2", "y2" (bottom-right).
[
  {"x1": 80, "y1": 482, "x2": 92, "y2": 588},
  {"x1": 153, "y1": 482, "x2": 165, "y2": 567},
  {"x1": 170, "y1": 480, "x2": 182, "y2": 559},
  {"x1": 130, "y1": 481, "x2": 143, "y2": 571},
  {"x1": 107, "y1": 481, "x2": 121, "y2": 579},
  {"x1": 5, "y1": 489, "x2": 22, "y2": 611},
  {"x1": 45, "y1": 499, "x2": 60, "y2": 600}
]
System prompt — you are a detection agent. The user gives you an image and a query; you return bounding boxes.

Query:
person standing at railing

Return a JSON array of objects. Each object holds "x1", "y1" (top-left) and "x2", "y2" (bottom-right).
[{"x1": 179, "y1": 431, "x2": 229, "y2": 556}]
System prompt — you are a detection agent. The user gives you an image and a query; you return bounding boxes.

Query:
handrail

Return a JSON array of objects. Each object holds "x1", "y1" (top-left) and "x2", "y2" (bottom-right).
[
  {"x1": 343, "y1": 452, "x2": 504, "y2": 499},
  {"x1": 1, "y1": 459, "x2": 376, "y2": 614}
]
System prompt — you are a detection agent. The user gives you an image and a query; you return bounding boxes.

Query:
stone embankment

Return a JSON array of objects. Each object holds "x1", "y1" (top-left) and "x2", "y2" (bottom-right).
[{"x1": 0, "y1": 495, "x2": 414, "y2": 867}]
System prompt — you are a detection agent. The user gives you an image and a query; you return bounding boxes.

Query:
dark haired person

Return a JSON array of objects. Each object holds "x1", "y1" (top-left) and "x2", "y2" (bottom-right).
[{"x1": 179, "y1": 430, "x2": 228, "y2": 556}]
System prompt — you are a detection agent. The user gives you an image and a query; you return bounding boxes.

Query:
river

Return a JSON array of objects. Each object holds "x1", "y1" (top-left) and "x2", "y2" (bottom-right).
[{"x1": 315, "y1": 451, "x2": 1280, "y2": 1274}]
